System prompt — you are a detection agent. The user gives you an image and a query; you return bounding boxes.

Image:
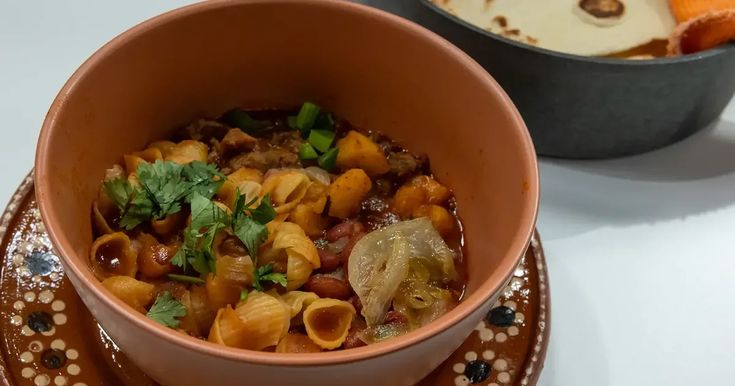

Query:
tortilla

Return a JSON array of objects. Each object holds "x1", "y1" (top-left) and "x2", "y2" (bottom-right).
[{"x1": 434, "y1": 0, "x2": 677, "y2": 56}]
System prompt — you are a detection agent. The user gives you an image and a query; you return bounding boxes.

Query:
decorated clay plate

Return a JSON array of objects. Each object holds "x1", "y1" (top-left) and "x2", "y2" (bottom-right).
[{"x1": 0, "y1": 173, "x2": 549, "y2": 386}]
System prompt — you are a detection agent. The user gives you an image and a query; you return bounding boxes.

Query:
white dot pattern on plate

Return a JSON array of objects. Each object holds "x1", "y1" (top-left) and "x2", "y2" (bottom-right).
[
  {"x1": 20, "y1": 351, "x2": 34, "y2": 363},
  {"x1": 13, "y1": 300, "x2": 25, "y2": 310},
  {"x1": 22, "y1": 367, "x2": 36, "y2": 378},
  {"x1": 51, "y1": 300, "x2": 66, "y2": 312},
  {"x1": 10, "y1": 314, "x2": 23, "y2": 326},
  {"x1": 464, "y1": 351, "x2": 477, "y2": 361},
  {"x1": 54, "y1": 375, "x2": 67, "y2": 386},
  {"x1": 479, "y1": 328, "x2": 494, "y2": 342},
  {"x1": 495, "y1": 332, "x2": 508, "y2": 343},
  {"x1": 452, "y1": 363, "x2": 466, "y2": 373},
  {"x1": 34, "y1": 374, "x2": 50, "y2": 386},
  {"x1": 53, "y1": 313, "x2": 67, "y2": 325},
  {"x1": 508, "y1": 326, "x2": 520, "y2": 336},
  {"x1": 65, "y1": 349, "x2": 78, "y2": 360},
  {"x1": 21, "y1": 325, "x2": 36, "y2": 336},
  {"x1": 453, "y1": 375, "x2": 469, "y2": 386},
  {"x1": 67, "y1": 364, "x2": 81, "y2": 376},
  {"x1": 23, "y1": 291, "x2": 36, "y2": 302},
  {"x1": 50, "y1": 339, "x2": 66, "y2": 350},
  {"x1": 38, "y1": 290, "x2": 54, "y2": 304},
  {"x1": 482, "y1": 350, "x2": 495, "y2": 360},
  {"x1": 493, "y1": 359, "x2": 508, "y2": 371},
  {"x1": 497, "y1": 372, "x2": 511, "y2": 383},
  {"x1": 41, "y1": 326, "x2": 56, "y2": 336}
]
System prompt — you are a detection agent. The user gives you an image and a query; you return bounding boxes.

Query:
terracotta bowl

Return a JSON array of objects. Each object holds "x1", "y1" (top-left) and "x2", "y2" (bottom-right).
[{"x1": 34, "y1": 1, "x2": 539, "y2": 385}]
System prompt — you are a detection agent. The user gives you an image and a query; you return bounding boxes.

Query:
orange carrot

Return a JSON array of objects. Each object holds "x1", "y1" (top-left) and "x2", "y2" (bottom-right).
[
  {"x1": 669, "y1": 0, "x2": 735, "y2": 23},
  {"x1": 668, "y1": 9, "x2": 735, "y2": 55}
]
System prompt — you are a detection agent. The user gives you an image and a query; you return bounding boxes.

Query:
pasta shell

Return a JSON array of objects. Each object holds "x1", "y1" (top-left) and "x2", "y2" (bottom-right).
[
  {"x1": 228, "y1": 167, "x2": 264, "y2": 185},
  {"x1": 281, "y1": 291, "x2": 319, "y2": 318},
  {"x1": 165, "y1": 140, "x2": 208, "y2": 164},
  {"x1": 90, "y1": 232, "x2": 138, "y2": 280},
  {"x1": 276, "y1": 333, "x2": 322, "y2": 353},
  {"x1": 123, "y1": 147, "x2": 163, "y2": 175},
  {"x1": 92, "y1": 200, "x2": 115, "y2": 235},
  {"x1": 209, "y1": 292, "x2": 291, "y2": 350},
  {"x1": 92, "y1": 186, "x2": 120, "y2": 235},
  {"x1": 261, "y1": 171, "x2": 312, "y2": 214},
  {"x1": 273, "y1": 222, "x2": 321, "y2": 268},
  {"x1": 136, "y1": 233, "x2": 175, "y2": 279},
  {"x1": 208, "y1": 306, "x2": 248, "y2": 348},
  {"x1": 205, "y1": 271, "x2": 243, "y2": 312},
  {"x1": 303, "y1": 298, "x2": 355, "y2": 350},
  {"x1": 101, "y1": 276, "x2": 155, "y2": 314},
  {"x1": 151, "y1": 211, "x2": 187, "y2": 237},
  {"x1": 217, "y1": 179, "x2": 263, "y2": 210},
  {"x1": 148, "y1": 140, "x2": 177, "y2": 156},
  {"x1": 269, "y1": 222, "x2": 321, "y2": 290}
]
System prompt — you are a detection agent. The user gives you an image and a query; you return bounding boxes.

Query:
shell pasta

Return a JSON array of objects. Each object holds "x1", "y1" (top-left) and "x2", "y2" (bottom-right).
[{"x1": 89, "y1": 102, "x2": 466, "y2": 352}]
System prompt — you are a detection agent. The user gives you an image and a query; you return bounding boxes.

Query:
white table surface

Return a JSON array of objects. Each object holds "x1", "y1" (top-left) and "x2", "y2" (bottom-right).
[{"x1": 2, "y1": 1, "x2": 734, "y2": 385}]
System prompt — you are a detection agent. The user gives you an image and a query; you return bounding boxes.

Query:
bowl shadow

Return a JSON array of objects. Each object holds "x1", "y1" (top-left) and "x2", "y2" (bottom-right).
[{"x1": 538, "y1": 118, "x2": 735, "y2": 241}]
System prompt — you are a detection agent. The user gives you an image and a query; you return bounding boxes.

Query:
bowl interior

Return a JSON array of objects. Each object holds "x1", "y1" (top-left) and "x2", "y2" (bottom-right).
[{"x1": 36, "y1": 0, "x2": 538, "y2": 361}]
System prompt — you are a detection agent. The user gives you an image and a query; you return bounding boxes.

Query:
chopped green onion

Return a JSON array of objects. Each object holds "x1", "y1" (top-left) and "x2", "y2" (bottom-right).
[
  {"x1": 295, "y1": 102, "x2": 320, "y2": 132},
  {"x1": 222, "y1": 109, "x2": 267, "y2": 133},
  {"x1": 308, "y1": 129, "x2": 336, "y2": 153},
  {"x1": 313, "y1": 113, "x2": 335, "y2": 131},
  {"x1": 318, "y1": 147, "x2": 339, "y2": 172},
  {"x1": 287, "y1": 116, "x2": 298, "y2": 129},
  {"x1": 240, "y1": 289, "x2": 249, "y2": 302},
  {"x1": 299, "y1": 142, "x2": 319, "y2": 160},
  {"x1": 167, "y1": 274, "x2": 206, "y2": 285}
]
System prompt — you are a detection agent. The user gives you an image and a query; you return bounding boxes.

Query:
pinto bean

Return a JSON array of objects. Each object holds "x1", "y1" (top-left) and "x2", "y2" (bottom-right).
[
  {"x1": 318, "y1": 249, "x2": 341, "y2": 272},
  {"x1": 326, "y1": 221, "x2": 354, "y2": 242},
  {"x1": 303, "y1": 275, "x2": 351, "y2": 300}
]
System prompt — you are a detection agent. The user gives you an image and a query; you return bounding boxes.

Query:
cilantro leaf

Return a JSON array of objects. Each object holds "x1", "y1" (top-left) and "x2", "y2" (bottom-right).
[
  {"x1": 171, "y1": 248, "x2": 188, "y2": 271},
  {"x1": 174, "y1": 193, "x2": 230, "y2": 275},
  {"x1": 190, "y1": 193, "x2": 230, "y2": 231},
  {"x1": 103, "y1": 178, "x2": 133, "y2": 210},
  {"x1": 183, "y1": 161, "x2": 225, "y2": 201},
  {"x1": 108, "y1": 160, "x2": 225, "y2": 231},
  {"x1": 146, "y1": 291, "x2": 187, "y2": 328},
  {"x1": 250, "y1": 194, "x2": 277, "y2": 224},
  {"x1": 118, "y1": 191, "x2": 154, "y2": 230},
  {"x1": 233, "y1": 216, "x2": 268, "y2": 260},
  {"x1": 252, "y1": 264, "x2": 287, "y2": 291},
  {"x1": 136, "y1": 160, "x2": 188, "y2": 219}
]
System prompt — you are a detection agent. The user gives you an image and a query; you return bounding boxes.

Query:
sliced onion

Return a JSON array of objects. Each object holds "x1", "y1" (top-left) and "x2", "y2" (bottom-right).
[
  {"x1": 348, "y1": 218, "x2": 458, "y2": 327},
  {"x1": 303, "y1": 166, "x2": 332, "y2": 186}
]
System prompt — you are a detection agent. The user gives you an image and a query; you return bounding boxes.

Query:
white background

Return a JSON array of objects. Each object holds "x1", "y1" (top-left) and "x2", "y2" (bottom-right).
[{"x1": 2, "y1": 1, "x2": 734, "y2": 385}]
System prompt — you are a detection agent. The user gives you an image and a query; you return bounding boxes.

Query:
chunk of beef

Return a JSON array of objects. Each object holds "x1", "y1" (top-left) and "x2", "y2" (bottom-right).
[
  {"x1": 180, "y1": 119, "x2": 230, "y2": 142},
  {"x1": 220, "y1": 128, "x2": 257, "y2": 155},
  {"x1": 228, "y1": 148, "x2": 301, "y2": 173},
  {"x1": 387, "y1": 151, "x2": 428, "y2": 177}
]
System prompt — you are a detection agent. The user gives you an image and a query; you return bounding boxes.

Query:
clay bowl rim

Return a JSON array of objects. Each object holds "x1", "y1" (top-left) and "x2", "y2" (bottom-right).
[
  {"x1": 419, "y1": 0, "x2": 735, "y2": 67},
  {"x1": 35, "y1": 0, "x2": 539, "y2": 367}
]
